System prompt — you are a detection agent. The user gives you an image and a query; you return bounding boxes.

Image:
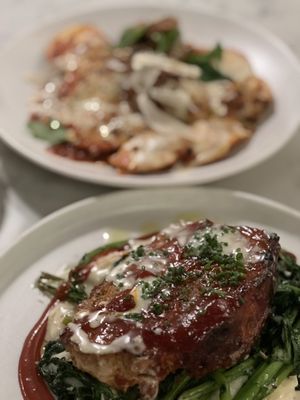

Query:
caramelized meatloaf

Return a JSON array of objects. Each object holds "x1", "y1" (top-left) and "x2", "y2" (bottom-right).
[{"x1": 61, "y1": 220, "x2": 280, "y2": 399}]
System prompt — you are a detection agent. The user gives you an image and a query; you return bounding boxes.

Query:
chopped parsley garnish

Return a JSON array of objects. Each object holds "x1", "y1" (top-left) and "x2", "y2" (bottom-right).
[
  {"x1": 201, "y1": 287, "x2": 227, "y2": 298},
  {"x1": 184, "y1": 231, "x2": 245, "y2": 286},
  {"x1": 131, "y1": 245, "x2": 145, "y2": 260},
  {"x1": 67, "y1": 282, "x2": 87, "y2": 303},
  {"x1": 151, "y1": 303, "x2": 167, "y2": 315},
  {"x1": 141, "y1": 266, "x2": 187, "y2": 299}
]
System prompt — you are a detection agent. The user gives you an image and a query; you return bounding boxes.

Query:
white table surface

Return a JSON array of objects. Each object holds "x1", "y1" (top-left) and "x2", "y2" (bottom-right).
[{"x1": 0, "y1": 0, "x2": 300, "y2": 251}]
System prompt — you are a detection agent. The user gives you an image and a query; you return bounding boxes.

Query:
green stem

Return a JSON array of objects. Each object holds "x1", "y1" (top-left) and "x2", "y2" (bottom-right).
[
  {"x1": 233, "y1": 361, "x2": 283, "y2": 400},
  {"x1": 36, "y1": 272, "x2": 64, "y2": 296},
  {"x1": 161, "y1": 372, "x2": 192, "y2": 400},
  {"x1": 78, "y1": 240, "x2": 127, "y2": 265},
  {"x1": 214, "y1": 371, "x2": 232, "y2": 400},
  {"x1": 179, "y1": 358, "x2": 256, "y2": 400}
]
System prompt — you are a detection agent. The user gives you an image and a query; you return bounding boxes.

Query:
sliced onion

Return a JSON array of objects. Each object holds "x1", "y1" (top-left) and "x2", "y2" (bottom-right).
[
  {"x1": 149, "y1": 86, "x2": 193, "y2": 120},
  {"x1": 127, "y1": 69, "x2": 160, "y2": 93},
  {"x1": 132, "y1": 51, "x2": 200, "y2": 79},
  {"x1": 136, "y1": 92, "x2": 190, "y2": 136}
]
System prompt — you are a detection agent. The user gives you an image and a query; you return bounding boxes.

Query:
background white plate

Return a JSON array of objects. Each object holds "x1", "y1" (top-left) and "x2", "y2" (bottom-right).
[
  {"x1": 0, "y1": 1, "x2": 300, "y2": 187},
  {"x1": 1, "y1": 187, "x2": 300, "y2": 398}
]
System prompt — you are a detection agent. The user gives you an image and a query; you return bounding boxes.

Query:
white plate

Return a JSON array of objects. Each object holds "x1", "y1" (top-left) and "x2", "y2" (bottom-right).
[
  {"x1": 0, "y1": 1, "x2": 300, "y2": 187},
  {"x1": 1, "y1": 187, "x2": 300, "y2": 398}
]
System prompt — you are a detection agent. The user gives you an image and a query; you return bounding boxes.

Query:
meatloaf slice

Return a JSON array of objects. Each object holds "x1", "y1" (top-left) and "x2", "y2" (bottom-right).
[{"x1": 61, "y1": 220, "x2": 280, "y2": 399}]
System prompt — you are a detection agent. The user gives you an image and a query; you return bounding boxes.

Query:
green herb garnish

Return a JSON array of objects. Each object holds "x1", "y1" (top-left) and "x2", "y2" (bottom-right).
[
  {"x1": 151, "y1": 303, "x2": 167, "y2": 315},
  {"x1": 118, "y1": 25, "x2": 148, "y2": 47},
  {"x1": 141, "y1": 266, "x2": 187, "y2": 300},
  {"x1": 117, "y1": 22, "x2": 180, "y2": 53},
  {"x1": 151, "y1": 28, "x2": 180, "y2": 53},
  {"x1": 185, "y1": 44, "x2": 230, "y2": 82},
  {"x1": 28, "y1": 120, "x2": 67, "y2": 144},
  {"x1": 131, "y1": 245, "x2": 145, "y2": 260},
  {"x1": 185, "y1": 232, "x2": 245, "y2": 286},
  {"x1": 67, "y1": 281, "x2": 87, "y2": 303}
]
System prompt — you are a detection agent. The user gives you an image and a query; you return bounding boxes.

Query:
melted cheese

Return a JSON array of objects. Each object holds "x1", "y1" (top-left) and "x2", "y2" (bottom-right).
[
  {"x1": 206, "y1": 80, "x2": 235, "y2": 116},
  {"x1": 136, "y1": 93, "x2": 190, "y2": 136}
]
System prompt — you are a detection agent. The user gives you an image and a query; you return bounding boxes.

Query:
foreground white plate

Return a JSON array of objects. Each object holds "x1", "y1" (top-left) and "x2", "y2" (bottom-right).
[
  {"x1": 0, "y1": 187, "x2": 300, "y2": 398},
  {"x1": 0, "y1": 1, "x2": 300, "y2": 187}
]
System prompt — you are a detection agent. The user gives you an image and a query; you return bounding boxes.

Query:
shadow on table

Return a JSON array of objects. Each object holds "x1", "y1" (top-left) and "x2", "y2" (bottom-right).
[
  {"x1": 0, "y1": 143, "x2": 116, "y2": 218},
  {"x1": 0, "y1": 159, "x2": 7, "y2": 230}
]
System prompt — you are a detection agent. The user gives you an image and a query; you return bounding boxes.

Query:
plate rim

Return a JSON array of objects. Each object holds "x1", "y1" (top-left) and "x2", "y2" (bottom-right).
[
  {"x1": 1, "y1": 186, "x2": 300, "y2": 260},
  {"x1": 2, "y1": 189, "x2": 300, "y2": 395},
  {"x1": 1, "y1": 0, "x2": 300, "y2": 187}
]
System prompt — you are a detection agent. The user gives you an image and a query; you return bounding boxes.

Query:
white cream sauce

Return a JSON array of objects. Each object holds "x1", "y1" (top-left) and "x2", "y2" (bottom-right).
[
  {"x1": 45, "y1": 301, "x2": 74, "y2": 342},
  {"x1": 69, "y1": 322, "x2": 145, "y2": 355},
  {"x1": 162, "y1": 221, "x2": 194, "y2": 246},
  {"x1": 86, "y1": 250, "x2": 126, "y2": 291}
]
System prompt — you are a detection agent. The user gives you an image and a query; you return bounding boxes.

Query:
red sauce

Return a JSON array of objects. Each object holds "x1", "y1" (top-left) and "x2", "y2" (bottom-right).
[
  {"x1": 107, "y1": 290, "x2": 135, "y2": 312},
  {"x1": 18, "y1": 282, "x2": 70, "y2": 399},
  {"x1": 50, "y1": 143, "x2": 101, "y2": 162},
  {"x1": 18, "y1": 297, "x2": 56, "y2": 400}
]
